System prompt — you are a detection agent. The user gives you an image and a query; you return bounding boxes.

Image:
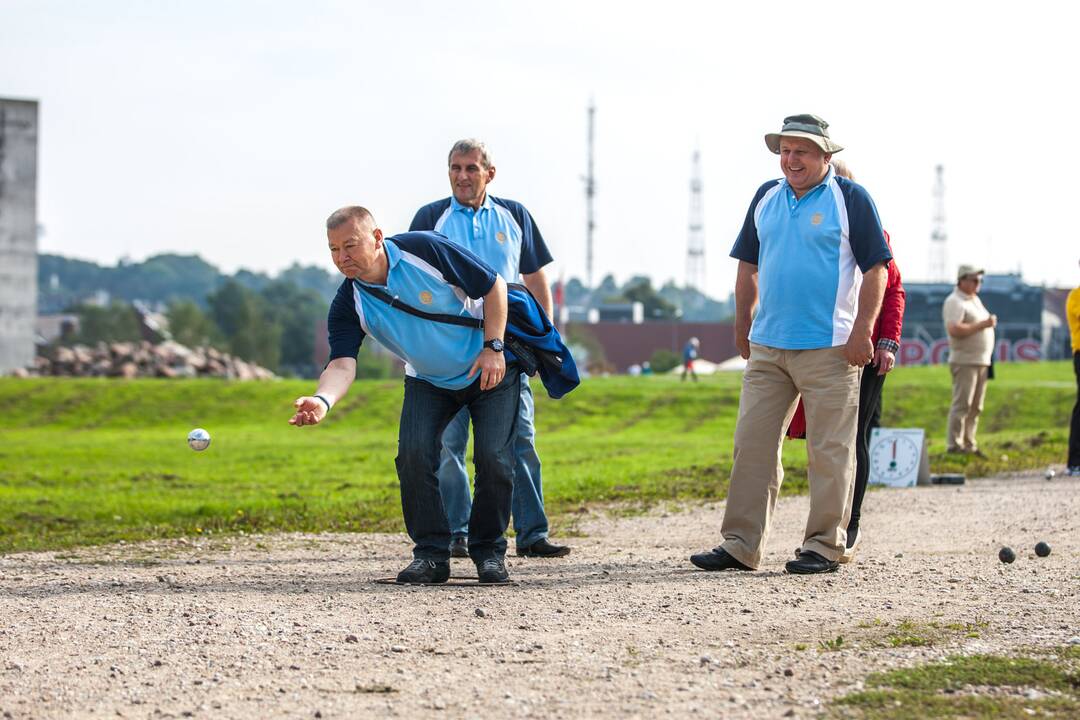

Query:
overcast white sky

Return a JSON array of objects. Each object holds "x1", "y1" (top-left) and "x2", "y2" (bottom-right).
[{"x1": 3, "y1": 0, "x2": 1078, "y2": 298}]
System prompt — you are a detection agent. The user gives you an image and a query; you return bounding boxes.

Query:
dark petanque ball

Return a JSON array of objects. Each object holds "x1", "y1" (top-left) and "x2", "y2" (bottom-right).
[
  {"x1": 1035, "y1": 541, "x2": 1051, "y2": 557},
  {"x1": 998, "y1": 546, "x2": 1016, "y2": 564}
]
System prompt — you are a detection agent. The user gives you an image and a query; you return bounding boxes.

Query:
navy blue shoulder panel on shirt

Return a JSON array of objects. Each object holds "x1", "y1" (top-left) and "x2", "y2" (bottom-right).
[
  {"x1": 834, "y1": 177, "x2": 893, "y2": 273},
  {"x1": 388, "y1": 232, "x2": 499, "y2": 300},
  {"x1": 491, "y1": 196, "x2": 555, "y2": 274},
  {"x1": 327, "y1": 277, "x2": 365, "y2": 363},
  {"x1": 408, "y1": 199, "x2": 452, "y2": 232},
  {"x1": 730, "y1": 179, "x2": 782, "y2": 265}
]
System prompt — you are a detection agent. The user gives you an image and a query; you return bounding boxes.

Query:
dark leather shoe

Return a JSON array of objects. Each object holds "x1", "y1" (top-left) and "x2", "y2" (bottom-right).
[
  {"x1": 396, "y1": 558, "x2": 450, "y2": 584},
  {"x1": 785, "y1": 550, "x2": 839, "y2": 575},
  {"x1": 449, "y1": 536, "x2": 469, "y2": 558},
  {"x1": 515, "y1": 539, "x2": 571, "y2": 558},
  {"x1": 689, "y1": 547, "x2": 752, "y2": 571},
  {"x1": 476, "y1": 557, "x2": 510, "y2": 584}
]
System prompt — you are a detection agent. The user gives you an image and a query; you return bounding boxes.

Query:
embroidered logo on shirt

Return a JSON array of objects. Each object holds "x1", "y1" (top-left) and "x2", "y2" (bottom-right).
[
  {"x1": 496, "y1": 231, "x2": 506, "y2": 244},
  {"x1": 419, "y1": 291, "x2": 434, "y2": 305},
  {"x1": 811, "y1": 213, "x2": 823, "y2": 226}
]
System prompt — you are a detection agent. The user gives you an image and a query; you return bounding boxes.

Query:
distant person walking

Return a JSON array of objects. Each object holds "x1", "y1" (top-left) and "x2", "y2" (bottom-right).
[
  {"x1": 690, "y1": 114, "x2": 891, "y2": 575},
  {"x1": 785, "y1": 159, "x2": 905, "y2": 563},
  {"x1": 943, "y1": 265, "x2": 996, "y2": 455},
  {"x1": 682, "y1": 337, "x2": 700, "y2": 381},
  {"x1": 1067, "y1": 260, "x2": 1080, "y2": 476}
]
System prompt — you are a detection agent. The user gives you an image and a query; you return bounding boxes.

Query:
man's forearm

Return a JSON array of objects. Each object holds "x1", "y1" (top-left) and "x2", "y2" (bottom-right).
[
  {"x1": 522, "y1": 269, "x2": 554, "y2": 319},
  {"x1": 483, "y1": 276, "x2": 508, "y2": 341},
  {"x1": 734, "y1": 261, "x2": 759, "y2": 333},
  {"x1": 853, "y1": 264, "x2": 887, "y2": 335},
  {"x1": 314, "y1": 358, "x2": 357, "y2": 407},
  {"x1": 947, "y1": 321, "x2": 986, "y2": 338}
]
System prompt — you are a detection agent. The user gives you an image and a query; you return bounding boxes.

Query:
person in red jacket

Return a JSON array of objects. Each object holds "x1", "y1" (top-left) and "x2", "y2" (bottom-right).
[{"x1": 786, "y1": 159, "x2": 905, "y2": 563}]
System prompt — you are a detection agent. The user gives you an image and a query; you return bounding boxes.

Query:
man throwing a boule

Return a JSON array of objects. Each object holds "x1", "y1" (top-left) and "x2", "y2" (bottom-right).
[{"x1": 289, "y1": 206, "x2": 519, "y2": 585}]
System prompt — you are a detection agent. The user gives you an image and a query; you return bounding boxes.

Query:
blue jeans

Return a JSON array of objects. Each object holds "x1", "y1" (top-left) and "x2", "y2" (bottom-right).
[
  {"x1": 395, "y1": 370, "x2": 520, "y2": 562},
  {"x1": 438, "y1": 374, "x2": 549, "y2": 548}
]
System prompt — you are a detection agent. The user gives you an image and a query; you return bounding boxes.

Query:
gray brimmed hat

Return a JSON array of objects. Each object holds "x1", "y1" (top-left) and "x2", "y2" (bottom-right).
[
  {"x1": 765, "y1": 114, "x2": 844, "y2": 155},
  {"x1": 957, "y1": 264, "x2": 985, "y2": 281}
]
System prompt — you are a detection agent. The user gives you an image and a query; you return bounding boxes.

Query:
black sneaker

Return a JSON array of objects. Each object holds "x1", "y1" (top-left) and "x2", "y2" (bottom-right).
[
  {"x1": 515, "y1": 539, "x2": 571, "y2": 558},
  {"x1": 449, "y1": 536, "x2": 469, "y2": 558},
  {"x1": 785, "y1": 550, "x2": 839, "y2": 575},
  {"x1": 395, "y1": 558, "x2": 450, "y2": 584},
  {"x1": 689, "y1": 547, "x2": 753, "y2": 571},
  {"x1": 476, "y1": 557, "x2": 510, "y2": 584}
]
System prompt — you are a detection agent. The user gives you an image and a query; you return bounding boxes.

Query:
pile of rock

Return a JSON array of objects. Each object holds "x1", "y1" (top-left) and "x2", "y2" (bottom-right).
[{"x1": 17, "y1": 341, "x2": 276, "y2": 380}]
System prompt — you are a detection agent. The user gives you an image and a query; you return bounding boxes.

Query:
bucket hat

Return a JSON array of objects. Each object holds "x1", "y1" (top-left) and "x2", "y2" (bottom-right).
[{"x1": 765, "y1": 114, "x2": 844, "y2": 155}]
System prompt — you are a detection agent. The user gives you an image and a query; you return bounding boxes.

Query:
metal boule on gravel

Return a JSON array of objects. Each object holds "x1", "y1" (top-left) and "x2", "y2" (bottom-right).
[
  {"x1": 998, "y1": 546, "x2": 1016, "y2": 564},
  {"x1": 1035, "y1": 541, "x2": 1051, "y2": 557}
]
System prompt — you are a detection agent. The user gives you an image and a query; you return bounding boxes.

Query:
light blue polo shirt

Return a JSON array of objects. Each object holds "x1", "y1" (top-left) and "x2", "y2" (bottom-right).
[
  {"x1": 327, "y1": 232, "x2": 497, "y2": 390},
  {"x1": 731, "y1": 167, "x2": 892, "y2": 349},
  {"x1": 409, "y1": 195, "x2": 553, "y2": 282}
]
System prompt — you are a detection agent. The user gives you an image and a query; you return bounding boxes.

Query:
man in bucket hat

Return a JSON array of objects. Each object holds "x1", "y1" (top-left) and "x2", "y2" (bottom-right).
[
  {"x1": 943, "y1": 264, "x2": 996, "y2": 455},
  {"x1": 690, "y1": 114, "x2": 892, "y2": 574}
]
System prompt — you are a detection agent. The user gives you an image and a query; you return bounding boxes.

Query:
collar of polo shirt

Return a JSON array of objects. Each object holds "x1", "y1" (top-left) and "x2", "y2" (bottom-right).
[
  {"x1": 359, "y1": 237, "x2": 402, "y2": 285},
  {"x1": 450, "y1": 194, "x2": 493, "y2": 213}
]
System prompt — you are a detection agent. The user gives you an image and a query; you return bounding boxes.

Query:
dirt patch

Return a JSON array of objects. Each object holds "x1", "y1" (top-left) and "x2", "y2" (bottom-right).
[{"x1": 1, "y1": 471, "x2": 1078, "y2": 718}]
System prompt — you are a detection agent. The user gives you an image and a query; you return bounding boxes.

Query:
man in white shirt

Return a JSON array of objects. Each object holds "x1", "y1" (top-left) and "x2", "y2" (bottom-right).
[{"x1": 943, "y1": 264, "x2": 997, "y2": 455}]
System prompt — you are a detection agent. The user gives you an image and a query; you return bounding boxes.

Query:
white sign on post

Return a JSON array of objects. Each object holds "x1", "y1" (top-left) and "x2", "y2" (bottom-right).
[{"x1": 868, "y1": 428, "x2": 930, "y2": 488}]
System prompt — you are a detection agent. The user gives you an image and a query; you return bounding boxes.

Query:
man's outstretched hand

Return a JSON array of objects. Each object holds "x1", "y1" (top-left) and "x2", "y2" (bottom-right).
[{"x1": 289, "y1": 397, "x2": 327, "y2": 427}]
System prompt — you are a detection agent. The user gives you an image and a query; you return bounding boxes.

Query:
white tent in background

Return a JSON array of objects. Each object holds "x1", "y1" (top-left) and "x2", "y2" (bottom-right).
[
  {"x1": 714, "y1": 355, "x2": 748, "y2": 372},
  {"x1": 664, "y1": 356, "x2": 746, "y2": 376}
]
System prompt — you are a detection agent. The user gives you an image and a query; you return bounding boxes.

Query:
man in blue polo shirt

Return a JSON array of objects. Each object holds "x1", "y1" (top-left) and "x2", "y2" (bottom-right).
[
  {"x1": 410, "y1": 139, "x2": 569, "y2": 560},
  {"x1": 288, "y1": 206, "x2": 519, "y2": 585},
  {"x1": 690, "y1": 114, "x2": 891, "y2": 575}
]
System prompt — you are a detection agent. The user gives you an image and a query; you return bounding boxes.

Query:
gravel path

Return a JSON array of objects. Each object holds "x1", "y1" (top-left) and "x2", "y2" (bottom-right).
[{"x1": 2, "y1": 470, "x2": 1078, "y2": 719}]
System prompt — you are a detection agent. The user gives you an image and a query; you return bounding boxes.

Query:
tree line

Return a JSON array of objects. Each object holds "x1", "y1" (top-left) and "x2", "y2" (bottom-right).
[{"x1": 39, "y1": 253, "x2": 733, "y2": 378}]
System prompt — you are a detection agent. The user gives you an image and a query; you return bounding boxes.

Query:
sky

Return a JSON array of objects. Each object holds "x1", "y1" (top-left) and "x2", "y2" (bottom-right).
[{"x1": 2, "y1": 0, "x2": 1079, "y2": 300}]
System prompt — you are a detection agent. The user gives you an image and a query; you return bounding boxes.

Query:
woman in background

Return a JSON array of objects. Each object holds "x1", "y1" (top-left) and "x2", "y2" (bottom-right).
[{"x1": 786, "y1": 159, "x2": 906, "y2": 562}]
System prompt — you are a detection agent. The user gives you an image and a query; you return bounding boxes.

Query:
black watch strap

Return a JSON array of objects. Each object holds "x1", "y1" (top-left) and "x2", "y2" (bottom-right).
[{"x1": 483, "y1": 338, "x2": 504, "y2": 352}]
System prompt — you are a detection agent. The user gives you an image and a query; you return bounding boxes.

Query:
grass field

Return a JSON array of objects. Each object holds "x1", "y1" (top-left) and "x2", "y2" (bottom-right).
[{"x1": 0, "y1": 361, "x2": 1073, "y2": 553}]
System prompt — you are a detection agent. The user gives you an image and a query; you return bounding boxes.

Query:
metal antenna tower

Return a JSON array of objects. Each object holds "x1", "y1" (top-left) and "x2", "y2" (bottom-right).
[
  {"x1": 686, "y1": 148, "x2": 705, "y2": 292},
  {"x1": 584, "y1": 100, "x2": 596, "y2": 289},
  {"x1": 929, "y1": 164, "x2": 947, "y2": 282}
]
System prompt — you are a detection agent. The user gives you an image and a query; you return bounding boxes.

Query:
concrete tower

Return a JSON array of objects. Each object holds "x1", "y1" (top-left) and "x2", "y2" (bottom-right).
[
  {"x1": 685, "y1": 148, "x2": 705, "y2": 292},
  {"x1": 0, "y1": 98, "x2": 39, "y2": 374},
  {"x1": 929, "y1": 164, "x2": 947, "y2": 282}
]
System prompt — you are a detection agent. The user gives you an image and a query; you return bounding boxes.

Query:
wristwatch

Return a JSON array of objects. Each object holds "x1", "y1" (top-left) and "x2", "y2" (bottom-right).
[{"x1": 483, "y1": 338, "x2": 504, "y2": 353}]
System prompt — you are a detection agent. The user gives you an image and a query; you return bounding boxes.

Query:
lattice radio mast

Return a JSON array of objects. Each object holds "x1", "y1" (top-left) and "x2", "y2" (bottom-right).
[
  {"x1": 929, "y1": 164, "x2": 947, "y2": 282},
  {"x1": 583, "y1": 100, "x2": 596, "y2": 289},
  {"x1": 686, "y1": 148, "x2": 705, "y2": 292}
]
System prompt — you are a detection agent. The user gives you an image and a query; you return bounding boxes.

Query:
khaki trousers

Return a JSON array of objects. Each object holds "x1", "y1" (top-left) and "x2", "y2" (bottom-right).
[
  {"x1": 947, "y1": 364, "x2": 989, "y2": 452},
  {"x1": 720, "y1": 344, "x2": 860, "y2": 568}
]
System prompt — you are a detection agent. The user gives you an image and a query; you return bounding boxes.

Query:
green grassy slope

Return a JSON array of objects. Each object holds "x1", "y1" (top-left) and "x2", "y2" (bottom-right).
[{"x1": 0, "y1": 361, "x2": 1072, "y2": 553}]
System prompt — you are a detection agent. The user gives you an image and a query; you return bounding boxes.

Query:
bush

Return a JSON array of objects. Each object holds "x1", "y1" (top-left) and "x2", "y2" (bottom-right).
[{"x1": 650, "y1": 349, "x2": 681, "y2": 373}]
